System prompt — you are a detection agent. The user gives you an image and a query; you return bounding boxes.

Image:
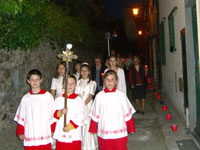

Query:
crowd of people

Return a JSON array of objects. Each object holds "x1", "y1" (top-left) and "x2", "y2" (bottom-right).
[{"x1": 14, "y1": 50, "x2": 148, "y2": 150}]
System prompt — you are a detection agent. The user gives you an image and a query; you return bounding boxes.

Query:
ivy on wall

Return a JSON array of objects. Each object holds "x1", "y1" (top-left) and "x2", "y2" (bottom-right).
[{"x1": 0, "y1": 0, "x2": 103, "y2": 51}]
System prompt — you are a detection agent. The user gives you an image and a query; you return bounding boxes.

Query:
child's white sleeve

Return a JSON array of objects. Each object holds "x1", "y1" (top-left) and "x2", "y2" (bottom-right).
[
  {"x1": 49, "y1": 94, "x2": 56, "y2": 125},
  {"x1": 123, "y1": 95, "x2": 136, "y2": 122},
  {"x1": 89, "y1": 96, "x2": 100, "y2": 122},
  {"x1": 14, "y1": 98, "x2": 25, "y2": 126},
  {"x1": 51, "y1": 78, "x2": 56, "y2": 90},
  {"x1": 89, "y1": 81, "x2": 97, "y2": 95}
]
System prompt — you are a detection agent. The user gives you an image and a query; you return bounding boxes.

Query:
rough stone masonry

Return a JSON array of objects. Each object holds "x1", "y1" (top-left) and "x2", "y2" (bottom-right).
[{"x1": 0, "y1": 42, "x2": 95, "y2": 132}]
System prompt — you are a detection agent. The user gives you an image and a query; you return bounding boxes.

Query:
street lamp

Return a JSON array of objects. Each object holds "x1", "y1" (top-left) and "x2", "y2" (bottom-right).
[
  {"x1": 138, "y1": 30, "x2": 142, "y2": 36},
  {"x1": 132, "y1": 8, "x2": 139, "y2": 16}
]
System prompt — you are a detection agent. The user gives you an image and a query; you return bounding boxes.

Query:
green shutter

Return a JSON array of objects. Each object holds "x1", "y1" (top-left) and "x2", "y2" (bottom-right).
[
  {"x1": 168, "y1": 14, "x2": 176, "y2": 52},
  {"x1": 172, "y1": 15, "x2": 176, "y2": 51},
  {"x1": 161, "y1": 21, "x2": 166, "y2": 65}
]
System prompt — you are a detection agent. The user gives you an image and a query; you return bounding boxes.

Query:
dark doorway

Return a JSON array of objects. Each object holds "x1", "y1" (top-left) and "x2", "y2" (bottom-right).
[{"x1": 180, "y1": 28, "x2": 188, "y2": 110}]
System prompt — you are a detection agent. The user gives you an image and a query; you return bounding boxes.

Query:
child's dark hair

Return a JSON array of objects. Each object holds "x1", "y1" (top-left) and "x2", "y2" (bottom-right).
[
  {"x1": 80, "y1": 63, "x2": 92, "y2": 83},
  {"x1": 73, "y1": 60, "x2": 82, "y2": 74},
  {"x1": 54, "y1": 62, "x2": 66, "y2": 78},
  {"x1": 27, "y1": 69, "x2": 42, "y2": 80},
  {"x1": 103, "y1": 70, "x2": 118, "y2": 80}
]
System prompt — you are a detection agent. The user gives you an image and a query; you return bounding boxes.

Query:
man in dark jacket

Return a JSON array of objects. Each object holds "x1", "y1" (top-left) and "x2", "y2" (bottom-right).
[{"x1": 91, "y1": 56, "x2": 107, "y2": 95}]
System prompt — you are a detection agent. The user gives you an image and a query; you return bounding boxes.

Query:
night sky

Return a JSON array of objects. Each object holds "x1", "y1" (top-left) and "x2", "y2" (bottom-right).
[{"x1": 104, "y1": 0, "x2": 135, "y2": 19}]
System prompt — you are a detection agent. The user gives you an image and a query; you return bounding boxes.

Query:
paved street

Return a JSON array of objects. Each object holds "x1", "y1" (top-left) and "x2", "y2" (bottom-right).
[{"x1": 0, "y1": 87, "x2": 199, "y2": 150}]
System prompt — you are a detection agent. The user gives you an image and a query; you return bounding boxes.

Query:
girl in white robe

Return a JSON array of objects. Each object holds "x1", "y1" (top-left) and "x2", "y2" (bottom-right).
[
  {"x1": 104, "y1": 56, "x2": 127, "y2": 95},
  {"x1": 75, "y1": 62, "x2": 98, "y2": 150},
  {"x1": 89, "y1": 70, "x2": 136, "y2": 150},
  {"x1": 51, "y1": 62, "x2": 66, "y2": 99}
]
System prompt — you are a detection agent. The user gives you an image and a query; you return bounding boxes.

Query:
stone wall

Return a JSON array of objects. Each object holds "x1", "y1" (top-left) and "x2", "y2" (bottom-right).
[{"x1": 0, "y1": 42, "x2": 94, "y2": 132}]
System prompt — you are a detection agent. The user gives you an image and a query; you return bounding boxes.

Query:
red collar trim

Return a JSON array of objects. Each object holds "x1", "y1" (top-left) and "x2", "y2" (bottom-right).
[
  {"x1": 30, "y1": 89, "x2": 47, "y2": 95},
  {"x1": 104, "y1": 88, "x2": 116, "y2": 93},
  {"x1": 62, "y1": 93, "x2": 78, "y2": 99}
]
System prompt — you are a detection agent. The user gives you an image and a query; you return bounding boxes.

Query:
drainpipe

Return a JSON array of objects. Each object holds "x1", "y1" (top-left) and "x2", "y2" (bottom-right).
[{"x1": 197, "y1": 0, "x2": 200, "y2": 61}]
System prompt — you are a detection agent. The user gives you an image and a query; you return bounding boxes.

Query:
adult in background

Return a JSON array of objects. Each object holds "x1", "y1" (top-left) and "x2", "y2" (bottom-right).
[
  {"x1": 91, "y1": 56, "x2": 107, "y2": 95},
  {"x1": 129, "y1": 56, "x2": 148, "y2": 115}
]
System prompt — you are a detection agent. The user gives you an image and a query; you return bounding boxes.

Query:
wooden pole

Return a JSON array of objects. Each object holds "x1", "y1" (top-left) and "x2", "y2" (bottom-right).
[{"x1": 63, "y1": 61, "x2": 69, "y2": 128}]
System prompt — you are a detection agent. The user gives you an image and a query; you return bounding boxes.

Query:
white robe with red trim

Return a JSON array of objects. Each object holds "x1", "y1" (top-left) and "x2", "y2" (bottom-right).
[
  {"x1": 53, "y1": 94, "x2": 85, "y2": 143},
  {"x1": 14, "y1": 90, "x2": 55, "y2": 147},
  {"x1": 89, "y1": 89, "x2": 135, "y2": 139}
]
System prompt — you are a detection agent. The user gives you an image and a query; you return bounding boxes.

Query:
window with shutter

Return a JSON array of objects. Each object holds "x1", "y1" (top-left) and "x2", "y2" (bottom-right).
[{"x1": 168, "y1": 15, "x2": 176, "y2": 52}]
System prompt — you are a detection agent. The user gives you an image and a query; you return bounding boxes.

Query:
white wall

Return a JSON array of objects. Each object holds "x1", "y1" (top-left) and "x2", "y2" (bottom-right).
[
  {"x1": 159, "y1": 0, "x2": 186, "y2": 121},
  {"x1": 184, "y1": 0, "x2": 197, "y2": 131}
]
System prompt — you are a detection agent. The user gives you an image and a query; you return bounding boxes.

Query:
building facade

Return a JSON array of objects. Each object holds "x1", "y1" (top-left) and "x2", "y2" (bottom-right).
[{"x1": 159, "y1": 0, "x2": 200, "y2": 136}]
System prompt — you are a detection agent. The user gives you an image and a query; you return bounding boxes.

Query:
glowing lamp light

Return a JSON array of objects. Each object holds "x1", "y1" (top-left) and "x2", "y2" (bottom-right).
[
  {"x1": 132, "y1": 8, "x2": 139, "y2": 16},
  {"x1": 162, "y1": 106, "x2": 167, "y2": 111},
  {"x1": 155, "y1": 92, "x2": 158, "y2": 96},
  {"x1": 138, "y1": 30, "x2": 142, "y2": 35},
  {"x1": 66, "y1": 44, "x2": 72, "y2": 50},
  {"x1": 157, "y1": 95, "x2": 161, "y2": 100},
  {"x1": 166, "y1": 114, "x2": 172, "y2": 120},
  {"x1": 101, "y1": 73, "x2": 104, "y2": 77},
  {"x1": 145, "y1": 65, "x2": 148, "y2": 68},
  {"x1": 171, "y1": 124, "x2": 177, "y2": 132}
]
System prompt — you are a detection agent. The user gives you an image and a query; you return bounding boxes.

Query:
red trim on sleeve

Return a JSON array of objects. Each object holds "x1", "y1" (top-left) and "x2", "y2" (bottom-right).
[
  {"x1": 126, "y1": 117, "x2": 136, "y2": 133},
  {"x1": 53, "y1": 110, "x2": 60, "y2": 120},
  {"x1": 51, "y1": 122, "x2": 56, "y2": 133},
  {"x1": 89, "y1": 119, "x2": 98, "y2": 133},
  {"x1": 70, "y1": 120, "x2": 79, "y2": 129},
  {"x1": 129, "y1": 68, "x2": 133, "y2": 85},
  {"x1": 16, "y1": 124, "x2": 24, "y2": 136}
]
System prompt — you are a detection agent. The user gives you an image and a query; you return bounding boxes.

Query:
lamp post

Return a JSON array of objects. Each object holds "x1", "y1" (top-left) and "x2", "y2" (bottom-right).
[{"x1": 105, "y1": 32, "x2": 117, "y2": 57}]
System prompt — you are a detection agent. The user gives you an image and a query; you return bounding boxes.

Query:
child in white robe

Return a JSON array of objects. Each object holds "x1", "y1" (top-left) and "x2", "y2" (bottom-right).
[
  {"x1": 53, "y1": 75, "x2": 85, "y2": 150},
  {"x1": 51, "y1": 62, "x2": 66, "y2": 99},
  {"x1": 104, "y1": 56, "x2": 127, "y2": 95},
  {"x1": 75, "y1": 62, "x2": 98, "y2": 150},
  {"x1": 14, "y1": 69, "x2": 55, "y2": 150},
  {"x1": 89, "y1": 70, "x2": 136, "y2": 150}
]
